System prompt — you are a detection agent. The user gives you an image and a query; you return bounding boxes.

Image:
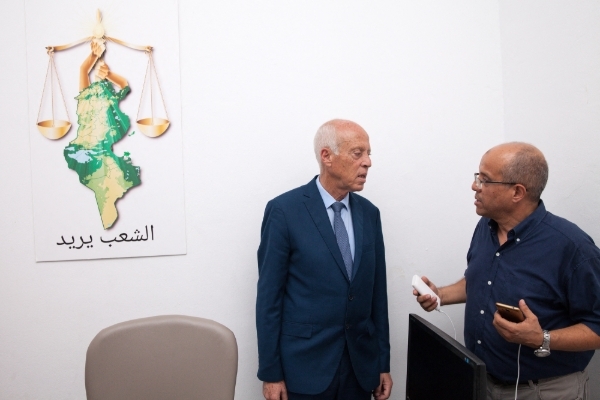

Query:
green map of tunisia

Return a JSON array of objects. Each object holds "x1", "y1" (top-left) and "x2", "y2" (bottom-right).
[{"x1": 64, "y1": 80, "x2": 140, "y2": 229}]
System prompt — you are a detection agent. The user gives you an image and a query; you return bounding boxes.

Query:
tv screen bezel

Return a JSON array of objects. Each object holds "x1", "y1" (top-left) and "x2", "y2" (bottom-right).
[{"x1": 406, "y1": 313, "x2": 487, "y2": 400}]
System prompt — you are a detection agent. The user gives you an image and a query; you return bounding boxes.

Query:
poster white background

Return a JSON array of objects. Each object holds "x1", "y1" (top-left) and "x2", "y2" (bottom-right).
[
  {"x1": 25, "y1": 0, "x2": 186, "y2": 261},
  {"x1": 2, "y1": 1, "x2": 600, "y2": 399}
]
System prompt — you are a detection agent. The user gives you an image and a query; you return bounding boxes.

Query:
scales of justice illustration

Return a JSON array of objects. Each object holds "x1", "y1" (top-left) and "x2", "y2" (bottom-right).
[
  {"x1": 35, "y1": 10, "x2": 170, "y2": 230},
  {"x1": 37, "y1": 10, "x2": 169, "y2": 139}
]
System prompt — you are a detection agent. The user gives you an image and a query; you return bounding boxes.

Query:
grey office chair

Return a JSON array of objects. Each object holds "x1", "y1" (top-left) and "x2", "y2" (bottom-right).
[{"x1": 85, "y1": 315, "x2": 238, "y2": 400}]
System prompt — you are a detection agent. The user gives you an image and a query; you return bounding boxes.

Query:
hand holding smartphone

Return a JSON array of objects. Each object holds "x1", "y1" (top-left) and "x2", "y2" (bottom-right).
[{"x1": 495, "y1": 302, "x2": 525, "y2": 323}]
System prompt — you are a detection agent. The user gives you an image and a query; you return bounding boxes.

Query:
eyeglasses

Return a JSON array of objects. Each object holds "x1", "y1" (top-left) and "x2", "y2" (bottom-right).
[{"x1": 473, "y1": 173, "x2": 518, "y2": 189}]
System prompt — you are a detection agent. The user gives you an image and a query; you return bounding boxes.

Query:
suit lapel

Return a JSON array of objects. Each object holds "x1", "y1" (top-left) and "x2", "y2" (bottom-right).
[
  {"x1": 303, "y1": 178, "x2": 350, "y2": 282},
  {"x1": 350, "y1": 193, "x2": 363, "y2": 280}
]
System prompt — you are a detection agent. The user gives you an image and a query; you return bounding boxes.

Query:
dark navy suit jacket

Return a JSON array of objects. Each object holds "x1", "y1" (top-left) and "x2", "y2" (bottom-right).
[{"x1": 256, "y1": 177, "x2": 390, "y2": 394}]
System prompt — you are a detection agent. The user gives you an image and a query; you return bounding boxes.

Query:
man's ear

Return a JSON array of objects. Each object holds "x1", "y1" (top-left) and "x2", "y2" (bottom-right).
[
  {"x1": 512, "y1": 184, "x2": 527, "y2": 203},
  {"x1": 320, "y1": 148, "x2": 333, "y2": 167}
]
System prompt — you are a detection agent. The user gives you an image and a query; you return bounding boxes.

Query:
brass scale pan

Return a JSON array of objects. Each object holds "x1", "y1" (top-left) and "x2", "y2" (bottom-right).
[{"x1": 37, "y1": 36, "x2": 169, "y2": 139}]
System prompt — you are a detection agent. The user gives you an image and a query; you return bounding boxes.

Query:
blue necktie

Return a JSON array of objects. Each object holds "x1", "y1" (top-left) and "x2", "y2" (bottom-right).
[{"x1": 331, "y1": 202, "x2": 353, "y2": 280}]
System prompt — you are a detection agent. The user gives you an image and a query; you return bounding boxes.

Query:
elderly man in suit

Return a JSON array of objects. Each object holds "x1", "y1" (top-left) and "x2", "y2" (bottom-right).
[{"x1": 256, "y1": 119, "x2": 393, "y2": 400}]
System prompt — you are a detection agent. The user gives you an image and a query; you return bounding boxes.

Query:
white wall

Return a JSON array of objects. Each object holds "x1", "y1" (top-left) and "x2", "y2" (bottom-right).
[
  {"x1": 499, "y1": 0, "x2": 600, "y2": 237},
  {"x1": 11, "y1": 0, "x2": 600, "y2": 398},
  {"x1": 499, "y1": 0, "x2": 600, "y2": 395}
]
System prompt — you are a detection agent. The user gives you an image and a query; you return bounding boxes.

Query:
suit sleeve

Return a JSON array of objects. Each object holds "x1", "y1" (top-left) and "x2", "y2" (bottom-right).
[
  {"x1": 372, "y1": 208, "x2": 391, "y2": 372},
  {"x1": 256, "y1": 200, "x2": 290, "y2": 382}
]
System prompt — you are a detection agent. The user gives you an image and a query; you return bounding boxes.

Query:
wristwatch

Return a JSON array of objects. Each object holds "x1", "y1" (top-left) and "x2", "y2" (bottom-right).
[{"x1": 534, "y1": 330, "x2": 551, "y2": 357}]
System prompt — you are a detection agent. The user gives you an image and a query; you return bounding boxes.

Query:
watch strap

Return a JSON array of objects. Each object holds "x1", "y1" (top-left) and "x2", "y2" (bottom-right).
[{"x1": 534, "y1": 330, "x2": 551, "y2": 357}]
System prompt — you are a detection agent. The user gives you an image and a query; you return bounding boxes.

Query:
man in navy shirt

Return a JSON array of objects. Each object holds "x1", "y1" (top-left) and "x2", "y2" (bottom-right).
[{"x1": 415, "y1": 142, "x2": 600, "y2": 399}]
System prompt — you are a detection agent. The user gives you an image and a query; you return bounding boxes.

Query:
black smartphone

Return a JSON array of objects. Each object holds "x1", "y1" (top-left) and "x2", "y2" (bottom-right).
[{"x1": 495, "y1": 302, "x2": 525, "y2": 323}]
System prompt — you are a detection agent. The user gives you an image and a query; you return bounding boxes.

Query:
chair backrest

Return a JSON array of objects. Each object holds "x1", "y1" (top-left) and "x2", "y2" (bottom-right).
[{"x1": 85, "y1": 315, "x2": 237, "y2": 400}]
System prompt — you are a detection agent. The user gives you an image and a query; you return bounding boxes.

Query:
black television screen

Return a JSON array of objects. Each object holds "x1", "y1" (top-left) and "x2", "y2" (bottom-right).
[{"x1": 406, "y1": 313, "x2": 486, "y2": 400}]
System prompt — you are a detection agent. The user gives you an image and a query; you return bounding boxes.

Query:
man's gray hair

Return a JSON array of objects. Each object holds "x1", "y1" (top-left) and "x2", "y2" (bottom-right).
[
  {"x1": 314, "y1": 122, "x2": 340, "y2": 166},
  {"x1": 502, "y1": 143, "x2": 549, "y2": 202}
]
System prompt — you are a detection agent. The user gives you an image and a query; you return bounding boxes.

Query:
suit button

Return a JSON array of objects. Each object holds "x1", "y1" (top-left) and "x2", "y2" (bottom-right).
[
  {"x1": 348, "y1": 294, "x2": 354, "y2": 301},
  {"x1": 345, "y1": 324, "x2": 351, "y2": 330}
]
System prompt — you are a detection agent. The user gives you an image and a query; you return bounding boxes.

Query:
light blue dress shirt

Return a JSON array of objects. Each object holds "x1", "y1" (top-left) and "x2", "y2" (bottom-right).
[{"x1": 315, "y1": 176, "x2": 355, "y2": 259}]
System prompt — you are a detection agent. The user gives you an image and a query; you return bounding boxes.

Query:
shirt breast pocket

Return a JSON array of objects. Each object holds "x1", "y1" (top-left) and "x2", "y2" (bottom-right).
[{"x1": 501, "y1": 267, "x2": 556, "y2": 304}]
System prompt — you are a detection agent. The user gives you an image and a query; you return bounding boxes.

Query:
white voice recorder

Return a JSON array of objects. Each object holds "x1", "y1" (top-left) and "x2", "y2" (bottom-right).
[{"x1": 411, "y1": 275, "x2": 440, "y2": 311}]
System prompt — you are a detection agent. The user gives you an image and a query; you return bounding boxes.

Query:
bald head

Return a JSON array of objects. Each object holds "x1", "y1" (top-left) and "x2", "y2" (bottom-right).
[
  {"x1": 486, "y1": 142, "x2": 548, "y2": 202},
  {"x1": 314, "y1": 119, "x2": 368, "y2": 168}
]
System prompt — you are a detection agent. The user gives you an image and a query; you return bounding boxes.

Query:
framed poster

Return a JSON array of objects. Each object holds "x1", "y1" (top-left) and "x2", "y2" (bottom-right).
[{"x1": 25, "y1": 0, "x2": 186, "y2": 261}]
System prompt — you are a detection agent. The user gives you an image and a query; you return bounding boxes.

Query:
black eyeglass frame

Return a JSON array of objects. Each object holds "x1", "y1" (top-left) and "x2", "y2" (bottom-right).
[{"x1": 473, "y1": 173, "x2": 519, "y2": 188}]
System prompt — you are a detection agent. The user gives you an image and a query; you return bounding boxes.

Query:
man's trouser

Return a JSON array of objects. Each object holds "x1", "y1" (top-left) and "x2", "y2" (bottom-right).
[{"x1": 486, "y1": 370, "x2": 589, "y2": 400}]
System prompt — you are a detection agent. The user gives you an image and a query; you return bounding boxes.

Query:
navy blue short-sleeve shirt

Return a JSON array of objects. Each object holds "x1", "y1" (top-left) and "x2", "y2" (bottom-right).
[{"x1": 464, "y1": 201, "x2": 600, "y2": 381}]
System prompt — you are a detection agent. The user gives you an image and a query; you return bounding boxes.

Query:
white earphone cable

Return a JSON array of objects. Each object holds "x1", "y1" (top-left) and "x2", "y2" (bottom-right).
[{"x1": 437, "y1": 308, "x2": 457, "y2": 341}]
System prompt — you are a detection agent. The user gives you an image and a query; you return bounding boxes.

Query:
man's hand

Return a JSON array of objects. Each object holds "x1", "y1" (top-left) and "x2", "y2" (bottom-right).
[
  {"x1": 373, "y1": 372, "x2": 393, "y2": 400},
  {"x1": 493, "y1": 299, "x2": 543, "y2": 348},
  {"x1": 263, "y1": 380, "x2": 288, "y2": 400},
  {"x1": 412, "y1": 276, "x2": 440, "y2": 312}
]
